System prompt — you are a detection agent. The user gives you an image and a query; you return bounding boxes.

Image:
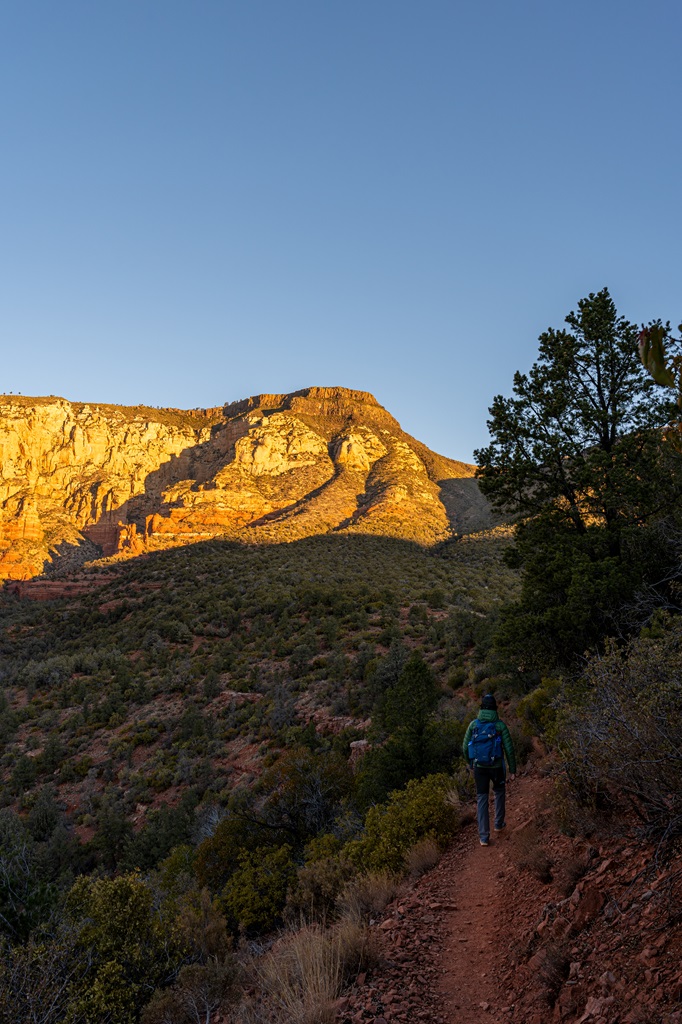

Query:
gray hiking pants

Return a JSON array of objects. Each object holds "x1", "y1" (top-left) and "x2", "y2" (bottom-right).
[{"x1": 474, "y1": 765, "x2": 506, "y2": 842}]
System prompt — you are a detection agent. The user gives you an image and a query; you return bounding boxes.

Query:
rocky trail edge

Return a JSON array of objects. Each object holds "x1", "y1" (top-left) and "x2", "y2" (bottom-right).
[{"x1": 338, "y1": 764, "x2": 682, "y2": 1024}]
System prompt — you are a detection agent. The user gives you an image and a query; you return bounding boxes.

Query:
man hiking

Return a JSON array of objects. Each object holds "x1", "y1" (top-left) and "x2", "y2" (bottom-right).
[{"x1": 462, "y1": 694, "x2": 516, "y2": 846}]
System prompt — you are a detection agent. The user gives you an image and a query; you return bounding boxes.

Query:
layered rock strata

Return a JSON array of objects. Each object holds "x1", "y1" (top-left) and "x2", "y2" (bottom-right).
[{"x1": 0, "y1": 387, "x2": 489, "y2": 580}]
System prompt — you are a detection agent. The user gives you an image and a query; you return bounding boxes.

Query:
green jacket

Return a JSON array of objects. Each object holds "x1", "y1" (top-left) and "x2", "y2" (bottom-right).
[{"x1": 462, "y1": 708, "x2": 516, "y2": 773}]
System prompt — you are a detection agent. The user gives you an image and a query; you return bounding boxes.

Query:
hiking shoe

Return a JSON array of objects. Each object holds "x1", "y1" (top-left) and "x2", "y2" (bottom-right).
[
  {"x1": 480, "y1": 838, "x2": 489, "y2": 846},
  {"x1": 494, "y1": 823, "x2": 507, "y2": 832}
]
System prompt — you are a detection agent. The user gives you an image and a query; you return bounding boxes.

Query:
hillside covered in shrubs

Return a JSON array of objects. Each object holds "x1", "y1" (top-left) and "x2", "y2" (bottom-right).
[
  {"x1": 0, "y1": 528, "x2": 522, "y2": 1022},
  {"x1": 3, "y1": 290, "x2": 682, "y2": 1023}
]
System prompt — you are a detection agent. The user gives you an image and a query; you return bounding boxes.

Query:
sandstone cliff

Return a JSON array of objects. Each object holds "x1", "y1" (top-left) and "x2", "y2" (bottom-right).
[{"x1": 0, "y1": 387, "x2": 492, "y2": 579}]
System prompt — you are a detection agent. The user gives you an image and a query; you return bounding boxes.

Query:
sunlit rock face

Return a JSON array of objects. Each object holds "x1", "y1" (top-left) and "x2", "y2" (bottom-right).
[
  {"x1": 0, "y1": 387, "x2": 489, "y2": 579},
  {"x1": 235, "y1": 414, "x2": 330, "y2": 476}
]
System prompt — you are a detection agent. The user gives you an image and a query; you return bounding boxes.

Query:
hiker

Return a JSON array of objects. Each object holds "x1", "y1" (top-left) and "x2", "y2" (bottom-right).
[{"x1": 462, "y1": 694, "x2": 516, "y2": 846}]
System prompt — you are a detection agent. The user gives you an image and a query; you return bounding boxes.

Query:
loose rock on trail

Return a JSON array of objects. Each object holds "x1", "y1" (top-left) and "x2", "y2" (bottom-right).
[
  {"x1": 437, "y1": 773, "x2": 549, "y2": 1023},
  {"x1": 338, "y1": 766, "x2": 682, "y2": 1024},
  {"x1": 338, "y1": 770, "x2": 550, "y2": 1024}
]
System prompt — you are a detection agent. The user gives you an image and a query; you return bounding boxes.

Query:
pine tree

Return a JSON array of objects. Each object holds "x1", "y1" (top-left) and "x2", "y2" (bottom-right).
[{"x1": 475, "y1": 289, "x2": 682, "y2": 669}]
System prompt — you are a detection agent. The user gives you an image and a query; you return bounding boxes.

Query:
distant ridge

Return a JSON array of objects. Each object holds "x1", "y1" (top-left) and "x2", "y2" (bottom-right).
[{"x1": 0, "y1": 387, "x2": 495, "y2": 580}]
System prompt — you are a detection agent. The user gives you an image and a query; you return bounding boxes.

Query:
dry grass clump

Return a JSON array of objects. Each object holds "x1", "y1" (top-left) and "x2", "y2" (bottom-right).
[
  {"x1": 556, "y1": 854, "x2": 590, "y2": 897},
  {"x1": 535, "y1": 939, "x2": 570, "y2": 997},
  {"x1": 404, "y1": 838, "x2": 441, "y2": 878},
  {"x1": 253, "y1": 921, "x2": 377, "y2": 1024},
  {"x1": 336, "y1": 871, "x2": 402, "y2": 923},
  {"x1": 256, "y1": 927, "x2": 341, "y2": 1024},
  {"x1": 334, "y1": 917, "x2": 380, "y2": 978},
  {"x1": 443, "y1": 773, "x2": 476, "y2": 828},
  {"x1": 284, "y1": 855, "x2": 356, "y2": 926},
  {"x1": 448, "y1": 765, "x2": 475, "y2": 804},
  {"x1": 550, "y1": 776, "x2": 600, "y2": 840},
  {"x1": 458, "y1": 804, "x2": 477, "y2": 828},
  {"x1": 511, "y1": 823, "x2": 553, "y2": 883}
]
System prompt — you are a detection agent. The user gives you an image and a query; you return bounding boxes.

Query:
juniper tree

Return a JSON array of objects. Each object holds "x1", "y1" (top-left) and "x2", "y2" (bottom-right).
[{"x1": 475, "y1": 289, "x2": 682, "y2": 669}]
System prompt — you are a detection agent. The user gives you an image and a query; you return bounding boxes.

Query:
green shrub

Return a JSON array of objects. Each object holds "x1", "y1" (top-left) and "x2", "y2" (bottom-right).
[
  {"x1": 10, "y1": 756, "x2": 36, "y2": 795},
  {"x1": 0, "y1": 809, "x2": 60, "y2": 939},
  {"x1": 447, "y1": 665, "x2": 467, "y2": 687},
  {"x1": 122, "y1": 800, "x2": 195, "y2": 871},
  {"x1": 508, "y1": 724, "x2": 534, "y2": 766},
  {"x1": 304, "y1": 833, "x2": 343, "y2": 862},
  {"x1": 141, "y1": 960, "x2": 240, "y2": 1024},
  {"x1": 285, "y1": 855, "x2": 356, "y2": 925},
  {"x1": 65, "y1": 872, "x2": 183, "y2": 1024},
  {"x1": 220, "y1": 845, "x2": 295, "y2": 934},
  {"x1": 557, "y1": 623, "x2": 682, "y2": 841},
  {"x1": 355, "y1": 716, "x2": 464, "y2": 808},
  {"x1": 345, "y1": 773, "x2": 459, "y2": 873},
  {"x1": 426, "y1": 587, "x2": 446, "y2": 609},
  {"x1": 193, "y1": 812, "x2": 265, "y2": 891},
  {"x1": 517, "y1": 677, "x2": 561, "y2": 737},
  {"x1": 157, "y1": 844, "x2": 196, "y2": 898}
]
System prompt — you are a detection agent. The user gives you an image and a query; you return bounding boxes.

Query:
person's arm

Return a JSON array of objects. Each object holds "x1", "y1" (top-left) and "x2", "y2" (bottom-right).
[
  {"x1": 462, "y1": 721, "x2": 474, "y2": 765},
  {"x1": 499, "y1": 721, "x2": 517, "y2": 774}
]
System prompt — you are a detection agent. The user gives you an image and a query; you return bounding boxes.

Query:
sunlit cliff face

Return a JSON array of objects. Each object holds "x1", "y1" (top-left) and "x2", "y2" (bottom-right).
[{"x1": 0, "y1": 387, "x2": 486, "y2": 580}]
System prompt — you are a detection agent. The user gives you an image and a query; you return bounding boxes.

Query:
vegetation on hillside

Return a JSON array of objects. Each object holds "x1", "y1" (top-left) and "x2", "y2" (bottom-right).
[
  {"x1": 2, "y1": 290, "x2": 681, "y2": 1022},
  {"x1": 0, "y1": 392, "x2": 224, "y2": 429},
  {"x1": 0, "y1": 529, "x2": 518, "y2": 1022}
]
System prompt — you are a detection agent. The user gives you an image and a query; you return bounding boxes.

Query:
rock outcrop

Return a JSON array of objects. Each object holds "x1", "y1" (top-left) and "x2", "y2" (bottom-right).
[{"x1": 0, "y1": 387, "x2": 491, "y2": 580}]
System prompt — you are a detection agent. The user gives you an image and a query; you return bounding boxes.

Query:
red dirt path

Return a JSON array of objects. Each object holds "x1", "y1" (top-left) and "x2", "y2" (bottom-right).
[
  {"x1": 339, "y1": 763, "x2": 682, "y2": 1024},
  {"x1": 338, "y1": 770, "x2": 552, "y2": 1024},
  {"x1": 436, "y1": 773, "x2": 547, "y2": 1022}
]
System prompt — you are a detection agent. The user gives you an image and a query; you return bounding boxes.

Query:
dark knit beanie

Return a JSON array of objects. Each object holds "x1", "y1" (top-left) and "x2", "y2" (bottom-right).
[{"x1": 481, "y1": 693, "x2": 497, "y2": 711}]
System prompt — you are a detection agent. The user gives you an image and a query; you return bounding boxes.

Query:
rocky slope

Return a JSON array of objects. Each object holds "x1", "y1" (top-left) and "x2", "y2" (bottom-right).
[
  {"x1": 0, "y1": 387, "x2": 491, "y2": 580},
  {"x1": 337, "y1": 765, "x2": 682, "y2": 1024}
]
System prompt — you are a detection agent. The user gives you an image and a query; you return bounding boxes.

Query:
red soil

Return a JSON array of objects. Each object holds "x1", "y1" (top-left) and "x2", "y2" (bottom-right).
[{"x1": 338, "y1": 766, "x2": 682, "y2": 1024}]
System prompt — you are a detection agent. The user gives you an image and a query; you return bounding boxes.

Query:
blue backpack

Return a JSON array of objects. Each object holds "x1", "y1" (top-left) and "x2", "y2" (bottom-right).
[{"x1": 468, "y1": 718, "x2": 503, "y2": 766}]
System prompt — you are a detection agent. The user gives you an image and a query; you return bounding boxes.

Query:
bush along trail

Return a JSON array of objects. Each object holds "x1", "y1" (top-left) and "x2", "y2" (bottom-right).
[{"x1": 337, "y1": 762, "x2": 682, "y2": 1024}]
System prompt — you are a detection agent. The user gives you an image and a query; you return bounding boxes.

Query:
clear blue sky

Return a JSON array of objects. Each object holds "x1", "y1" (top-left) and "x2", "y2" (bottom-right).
[{"x1": 2, "y1": 1, "x2": 680, "y2": 462}]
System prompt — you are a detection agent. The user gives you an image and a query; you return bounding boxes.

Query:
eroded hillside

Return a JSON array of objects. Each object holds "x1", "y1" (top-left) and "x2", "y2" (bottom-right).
[{"x1": 0, "y1": 387, "x2": 492, "y2": 580}]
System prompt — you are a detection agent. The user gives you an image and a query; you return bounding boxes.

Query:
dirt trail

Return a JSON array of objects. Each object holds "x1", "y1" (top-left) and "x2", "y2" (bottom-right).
[
  {"x1": 340, "y1": 764, "x2": 682, "y2": 1024},
  {"x1": 437, "y1": 772, "x2": 546, "y2": 1022},
  {"x1": 338, "y1": 769, "x2": 551, "y2": 1024}
]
